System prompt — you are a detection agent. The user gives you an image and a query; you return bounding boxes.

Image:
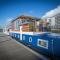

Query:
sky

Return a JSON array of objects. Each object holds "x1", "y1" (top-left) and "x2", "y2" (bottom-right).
[
  {"x1": 42, "y1": 5, "x2": 60, "y2": 18},
  {"x1": 0, "y1": 0, "x2": 60, "y2": 28}
]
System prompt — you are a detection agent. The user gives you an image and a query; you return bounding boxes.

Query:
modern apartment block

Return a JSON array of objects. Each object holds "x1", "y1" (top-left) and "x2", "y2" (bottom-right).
[{"x1": 44, "y1": 13, "x2": 60, "y2": 30}]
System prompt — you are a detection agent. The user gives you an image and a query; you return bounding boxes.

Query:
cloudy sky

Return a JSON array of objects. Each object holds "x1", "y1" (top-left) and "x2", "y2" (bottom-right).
[
  {"x1": 0, "y1": 0, "x2": 60, "y2": 27},
  {"x1": 42, "y1": 5, "x2": 60, "y2": 18}
]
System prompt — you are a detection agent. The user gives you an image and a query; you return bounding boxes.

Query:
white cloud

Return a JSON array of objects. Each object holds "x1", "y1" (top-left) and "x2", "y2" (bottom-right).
[{"x1": 42, "y1": 5, "x2": 60, "y2": 18}]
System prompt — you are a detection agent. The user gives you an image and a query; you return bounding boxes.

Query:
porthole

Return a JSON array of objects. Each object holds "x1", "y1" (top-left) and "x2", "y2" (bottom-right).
[
  {"x1": 12, "y1": 34, "x2": 13, "y2": 36},
  {"x1": 29, "y1": 37, "x2": 32, "y2": 42},
  {"x1": 15, "y1": 34, "x2": 16, "y2": 37},
  {"x1": 10, "y1": 33, "x2": 12, "y2": 36},
  {"x1": 37, "y1": 39, "x2": 48, "y2": 49},
  {"x1": 11, "y1": 34, "x2": 13, "y2": 36},
  {"x1": 23, "y1": 36, "x2": 25, "y2": 40},
  {"x1": 13, "y1": 34, "x2": 14, "y2": 37},
  {"x1": 18, "y1": 35, "x2": 19, "y2": 38}
]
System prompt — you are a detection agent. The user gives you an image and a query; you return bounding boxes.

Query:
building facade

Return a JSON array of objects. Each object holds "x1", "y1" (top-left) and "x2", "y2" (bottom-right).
[{"x1": 44, "y1": 13, "x2": 60, "y2": 30}]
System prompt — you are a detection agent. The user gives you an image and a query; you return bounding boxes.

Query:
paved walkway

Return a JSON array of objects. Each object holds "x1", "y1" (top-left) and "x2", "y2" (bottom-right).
[{"x1": 0, "y1": 33, "x2": 49, "y2": 60}]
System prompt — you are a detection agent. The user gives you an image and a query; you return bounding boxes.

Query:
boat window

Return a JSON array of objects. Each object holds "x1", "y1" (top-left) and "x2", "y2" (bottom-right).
[
  {"x1": 18, "y1": 35, "x2": 19, "y2": 38},
  {"x1": 23, "y1": 36, "x2": 25, "y2": 40},
  {"x1": 29, "y1": 37, "x2": 32, "y2": 42},
  {"x1": 37, "y1": 39, "x2": 48, "y2": 49},
  {"x1": 15, "y1": 34, "x2": 16, "y2": 37},
  {"x1": 11, "y1": 33, "x2": 12, "y2": 36},
  {"x1": 13, "y1": 34, "x2": 14, "y2": 36}
]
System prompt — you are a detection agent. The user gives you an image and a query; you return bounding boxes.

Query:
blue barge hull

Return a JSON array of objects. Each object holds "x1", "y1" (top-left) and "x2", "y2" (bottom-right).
[{"x1": 9, "y1": 32, "x2": 60, "y2": 57}]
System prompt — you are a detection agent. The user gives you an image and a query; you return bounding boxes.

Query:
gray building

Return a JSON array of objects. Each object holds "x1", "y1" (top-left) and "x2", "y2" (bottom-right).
[{"x1": 44, "y1": 13, "x2": 60, "y2": 30}]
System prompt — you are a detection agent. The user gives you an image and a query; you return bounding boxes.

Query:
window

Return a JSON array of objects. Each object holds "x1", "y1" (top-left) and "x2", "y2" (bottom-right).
[
  {"x1": 29, "y1": 37, "x2": 32, "y2": 42},
  {"x1": 22, "y1": 20, "x2": 25, "y2": 23},
  {"x1": 11, "y1": 33, "x2": 12, "y2": 36},
  {"x1": 37, "y1": 39, "x2": 48, "y2": 49},
  {"x1": 15, "y1": 34, "x2": 16, "y2": 37},
  {"x1": 23, "y1": 36, "x2": 25, "y2": 40},
  {"x1": 16, "y1": 20, "x2": 20, "y2": 30},
  {"x1": 13, "y1": 34, "x2": 14, "y2": 37},
  {"x1": 18, "y1": 35, "x2": 20, "y2": 38}
]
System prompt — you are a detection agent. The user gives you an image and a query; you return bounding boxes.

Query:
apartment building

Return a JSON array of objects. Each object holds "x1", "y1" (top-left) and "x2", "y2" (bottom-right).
[{"x1": 44, "y1": 13, "x2": 60, "y2": 30}]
